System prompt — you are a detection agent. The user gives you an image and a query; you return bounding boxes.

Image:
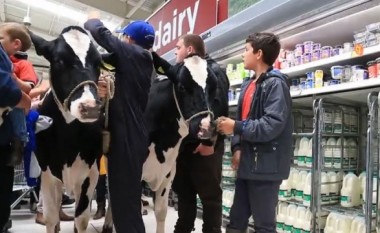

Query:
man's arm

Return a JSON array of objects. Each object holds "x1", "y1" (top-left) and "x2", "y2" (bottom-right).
[{"x1": 84, "y1": 12, "x2": 122, "y2": 54}]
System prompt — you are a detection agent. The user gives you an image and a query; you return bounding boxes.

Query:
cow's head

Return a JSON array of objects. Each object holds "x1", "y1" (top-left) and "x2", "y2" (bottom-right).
[
  {"x1": 30, "y1": 26, "x2": 102, "y2": 123},
  {"x1": 169, "y1": 54, "x2": 218, "y2": 141}
]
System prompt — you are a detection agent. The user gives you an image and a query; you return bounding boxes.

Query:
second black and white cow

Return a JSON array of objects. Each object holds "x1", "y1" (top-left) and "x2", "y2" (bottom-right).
[
  {"x1": 102, "y1": 54, "x2": 228, "y2": 233},
  {"x1": 30, "y1": 26, "x2": 103, "y2": 233}
]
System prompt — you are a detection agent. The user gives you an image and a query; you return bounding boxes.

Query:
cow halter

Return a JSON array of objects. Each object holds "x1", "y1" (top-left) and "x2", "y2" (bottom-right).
[
  {"x1": 50, "y1": 79, "x2": 98, "y2": 113},
  {"x1": 172, "y1": 85, "x2": 214, "y2": 125}
]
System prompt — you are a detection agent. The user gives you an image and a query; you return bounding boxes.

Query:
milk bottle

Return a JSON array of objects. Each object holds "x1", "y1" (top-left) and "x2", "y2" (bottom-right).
[
  {"x1": 293, "y1": 206, "x2": 306, "y2": 233},
  {"x1": 321, "y1": 172, "x2": 330, "y2": 205},
  {"x1": 279, "y1": 179, "x2": 292, "y2": 201},
  {"x1": 336, "y1": 215, "x2": 353, "y2": 233},
  {"x1": 303, "y1": 172, "x2": 312, "y2": 206},
  {"x1": 302, "y1": 209, "x2": 312, "y2": 233},
  {"x1": 305, "y1": 139, "x2": 313, "y2": 168},
  {"x1": 325, "y1": 137, "x2": 336, "y2": 168},
  {"x1": 325, "y1": 213, "x2": 339, "y2": 233},
  {"x1": 289, "y1": 169, "x2": 299, "y2": 199},
  {"x1": 341, "y1": 172, "x2": 360, "y2": 207},
  {"x1": 298, "y1": 137, "x2": 309, "y2": 166},
  {"x1": 284, "y1": 204, "x2": 297, "y2": 233},
  {"x1": 328, "y1": 171, "x2": 340, "y2": 204},
  {"x1": 294, "y1": 138, "x2": 301, "y2": 165},
  {"x1": 276, "y1": 202, "x2": 288, "y2": 233},
  {"x1": 333, "y1": 138, "x2": 343, "y2": 169},
  {"x1": 296, "y1": 171, "x2": 307, "y2": 201}
]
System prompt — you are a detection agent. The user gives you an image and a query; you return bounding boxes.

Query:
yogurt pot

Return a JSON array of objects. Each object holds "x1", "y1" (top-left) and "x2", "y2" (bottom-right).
[
  {"x1": 331, "y1": 66, "x2": 345, "y2": 80},
  {"x1": 312, "y1": 50, "x2": 321, "y2": 61},
  {"x1": 303, "y1": 41, "x2": 314, "y2": 54},
  {"x1": 313, "y1": 43, "x2": 321, "y2": 50},
  {"x1": 295, "y1": 44, "x2": 304, "y2": 56},
  {"x1": 321, "y1": 46, "x2": 333, "y2": 59},
  {"x1": 367, "y1": 61, "x2": 378, "y2": 78},
  {"x1": 343, "y1": 42, "x2": 353, "y2": 53},
  {"x1": 303, "y1": 53, "x2": 312, "y2": 63},
  {"x1": 295, "y1": 56, "x2": 302, "y2": 66}
]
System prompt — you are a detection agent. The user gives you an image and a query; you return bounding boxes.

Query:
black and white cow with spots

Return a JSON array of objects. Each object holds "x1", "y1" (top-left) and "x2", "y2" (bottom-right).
[
  {"x1": 102, "y1": 54, "x2": 228, "y2": 233},
  {"x1": 29, "y1": 26, "x2": 103, "y2": 233}
]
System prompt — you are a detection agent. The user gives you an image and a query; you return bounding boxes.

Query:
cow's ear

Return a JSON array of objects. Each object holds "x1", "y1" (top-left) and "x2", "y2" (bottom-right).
[{"x1": 29, "y1": 31, "x2": 53, "y2": 61}]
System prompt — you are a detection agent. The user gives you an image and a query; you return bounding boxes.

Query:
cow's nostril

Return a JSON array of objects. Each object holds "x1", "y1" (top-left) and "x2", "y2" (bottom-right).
[{"x1": 81, "y1": 105, "x2": 100, "y2": 119}]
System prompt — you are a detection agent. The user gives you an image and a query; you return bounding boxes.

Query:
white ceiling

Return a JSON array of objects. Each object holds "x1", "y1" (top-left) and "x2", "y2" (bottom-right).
[{"x1": 0, "y1": 0, "x2": 165, "y2": 67}]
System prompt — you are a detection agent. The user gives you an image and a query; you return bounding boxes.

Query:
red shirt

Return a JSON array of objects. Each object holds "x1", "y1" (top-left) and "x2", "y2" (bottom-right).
[
  {"x1": 10, "y1": 55, "x2": 38, "y2": 86},
  {"x1": 241, "y1": 80, "x2": 256, "y2": 120}
]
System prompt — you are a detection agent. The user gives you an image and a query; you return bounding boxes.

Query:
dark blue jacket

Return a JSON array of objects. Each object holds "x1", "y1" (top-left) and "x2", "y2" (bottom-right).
[
  {"x1": 0, "y1": 45, "x2": 21, "y2": 108},
  {"x1": 84, "y1": 19, "x2": 153, "y2": 161},
  {"x1": 232, "y1": 68, "x2": 293, "y2": 181},
  {"x1": 0, "y1": 45, "x2": 22, "y2": 146}
]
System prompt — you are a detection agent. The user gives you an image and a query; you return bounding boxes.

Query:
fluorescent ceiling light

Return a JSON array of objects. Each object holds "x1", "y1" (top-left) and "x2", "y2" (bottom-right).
[{"x1": 14, "y1": 0, "x2": 122, "y2": 31}]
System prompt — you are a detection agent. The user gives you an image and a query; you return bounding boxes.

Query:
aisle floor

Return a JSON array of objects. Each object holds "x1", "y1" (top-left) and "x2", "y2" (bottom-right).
[{"x1": 8, "y1": 200, "x2": 220, "y2": 233}]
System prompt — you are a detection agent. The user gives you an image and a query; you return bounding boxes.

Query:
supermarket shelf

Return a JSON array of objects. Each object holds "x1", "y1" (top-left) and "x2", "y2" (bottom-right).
[
  {"x1": 281, "y1": 45, "x2": 380, "y2": 77},
  {"x1": 228, "y1": 99, "x2": 238, "y2": 106},
  {"x1": 293, "y1": 132, "x2": 314, "y2": 137},
  {"x1": 322, "y1": 204, "x2": 364, "y2": 217},
  {"x1": 291, "y1": 78, "x2": 380, "y2": 99},
  {"x1": 229, "y1": 78, "x2": 380, "y2": 106},
  {"x1": 291, "y1": 164, "x2": 312, "y2": 170},
  {"x1": 280, "y1": 199, "x2": 310, "y2": 207},
  {"x1": 321, "y1": 132, "x2": 360, "y2": 137}
]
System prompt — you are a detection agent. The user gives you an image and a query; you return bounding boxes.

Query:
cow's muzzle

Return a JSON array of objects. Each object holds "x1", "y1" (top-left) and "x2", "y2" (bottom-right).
[
  {"x1": 79, "y1": 101, "x2": 101, "y2": 119},
  {"x1": 197, "y1": 119, "x2": 217, "y2": 140}
]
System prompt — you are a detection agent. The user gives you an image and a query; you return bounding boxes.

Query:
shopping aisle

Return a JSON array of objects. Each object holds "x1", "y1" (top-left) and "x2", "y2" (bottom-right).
[{"x1": 8, "y1": 200, "x2": 207, "y2": 233}]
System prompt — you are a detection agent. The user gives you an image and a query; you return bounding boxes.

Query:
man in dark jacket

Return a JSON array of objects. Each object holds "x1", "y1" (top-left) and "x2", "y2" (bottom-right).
[
  {"x1": 217, "y1": 32, "x2": 293, "y2": 233},
  {"x1": 84, "y1": 12, "x2": 155, "y2": 233},
  {"x1": 152, "y1": 34, "x2": 229, "y2": 233}
]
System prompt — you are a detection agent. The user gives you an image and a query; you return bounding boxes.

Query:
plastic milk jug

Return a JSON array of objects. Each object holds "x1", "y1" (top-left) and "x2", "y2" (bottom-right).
[
  {"x1": 294, "y1": 138, "x2": 301, "y2": 165},
  {"x1": 303, "y1": 172, "x2": 312, "y2": 206},
  {"x1": 305, "y1": 138, "x2": 313, "y2": 167},
  {"x1": 328, "y1": 171, "x2": 340, "y2": 204},
  {"x1": 321, "y1": 172, "x2": 330, "y2": 205},
  {"x1": 297, "y1": 170, "x2": 307, "y2": 201},
  {"x1": 279, "y1": 179, "x2": 292, "y2": 201},
  {"x1": 298, "y1": 137, "x2": 309, "y2": 166},
  {"x1": 333, "y1": 138, "x2": 343, "y2": 169},
  {"x1": 302, "y1": 208, "x2": 312, "y2": 233},
  {"x1": 276, "y1": 202, "x2": 288, "y2": 233},
  {"x1": 293, "y1": 206, "x2": 306, "y2": 233},
  {"x1": 341, "y1": 172, "x2": 360, "y2": 207},
  {"x1": 284, "y1": 204, "x2": 297, "y2": 233},
  {"x1": 350, "y1": 217, "x2": 365, "y2": 233},
  {"x1": 289, "y1": 169, "x2": 299, "y2": 199},
  {"x1": 359, "y1": 171, "x2": 366, "y2": 202},
  {"x1": 325, "y1": 137, "x2": 336, "y2": 168},
  {"x1": 336, "y1": 215, "x2": 353, "y2": 233},
  {"x1": 325, "y1": 213, "x2": 339, "y2": 233}
]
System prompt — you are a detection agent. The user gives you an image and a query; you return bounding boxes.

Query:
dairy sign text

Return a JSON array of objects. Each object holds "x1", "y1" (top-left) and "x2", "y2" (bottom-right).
[{"x1": 148, "y1": 0, "x2": 218, "y2": 55}]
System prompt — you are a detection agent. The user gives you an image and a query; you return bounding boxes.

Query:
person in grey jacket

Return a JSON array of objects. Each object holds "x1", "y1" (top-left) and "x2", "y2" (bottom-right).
[{"x1": 217, "y1": 32, "x2": 293, "y2": 233}]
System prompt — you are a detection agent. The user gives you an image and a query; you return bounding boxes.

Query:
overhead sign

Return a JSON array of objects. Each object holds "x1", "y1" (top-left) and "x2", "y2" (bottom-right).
[{"x1": 147, "y1": 0, "x2": 219, "y2": 55}]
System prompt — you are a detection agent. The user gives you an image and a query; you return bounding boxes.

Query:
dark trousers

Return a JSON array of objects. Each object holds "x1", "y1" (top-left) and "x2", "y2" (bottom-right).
[
  {"x1": 96, "y1": 175, "x2": 107, "y2": 203},
  {"x1": 107, "y1": 140, "x2": 146, "y2": 233},
  {"x1": 0, "y1": 146, "x2": 14, "y2": 231},
  {"x1": 172, "y1": 142, "x2": 223, "y2": 233},
  {"x1": 227, "y1": 179, "x2": 281, "y2": 233}
]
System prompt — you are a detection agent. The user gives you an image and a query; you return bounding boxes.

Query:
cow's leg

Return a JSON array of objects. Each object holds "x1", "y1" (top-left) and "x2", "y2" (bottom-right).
[
  {"x1": 41, "y1": 169, "x2": 62, "y2": 233},
  {"x1": 73, "y1": 163, "x2": 98, "y2": 233},
  {"x1": 153, "y1": 166, "x2": 176, "y2": 233},
  {"x1": 102, "y1": 201, "x2": 113, "y2": 233}
]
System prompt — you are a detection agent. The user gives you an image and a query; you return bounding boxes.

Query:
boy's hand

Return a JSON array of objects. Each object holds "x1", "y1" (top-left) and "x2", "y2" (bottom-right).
[
  {"x1": 87, "y1": 11, "x2": 101, "y2": 20},
  {"x1": 98, "y1": 80, "x2": 108, "y2": 98},
  {"x1": 216, "y1": 116, "x2": 235, "y2": 135},
  {"x1": 231, "y1": 150, "x2": 241, "y2": 170}
]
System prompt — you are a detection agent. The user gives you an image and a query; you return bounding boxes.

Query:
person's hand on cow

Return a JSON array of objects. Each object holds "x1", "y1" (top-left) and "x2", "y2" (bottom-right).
[
  {"x1": 193, "y1": 143, "x2": 215, "y2": 156},
  {"x1": 231, "y1": 150, "x2": 241, "y2": 170},
  {"x1": 97, "y1": 79, "x2": 108, "y2": 98},
  {"x1": 87, "y1": 11, "x2": 101, "y2": 20},
  {"x1": 216, "y1": 116, "x2": 235, "y2": 135}
]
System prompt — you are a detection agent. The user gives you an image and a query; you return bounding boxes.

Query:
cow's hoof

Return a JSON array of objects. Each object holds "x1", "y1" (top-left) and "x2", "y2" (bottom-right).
[
  {"x1": 54, "y1": 224, "x2": 60, "y2": 233},
  {"x1": 102, "y1": 226, "x2": 113, "y2": 233}
]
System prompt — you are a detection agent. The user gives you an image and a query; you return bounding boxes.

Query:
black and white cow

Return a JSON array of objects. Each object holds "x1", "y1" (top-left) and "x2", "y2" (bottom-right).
[
  {"x1": 103, "y1": 54, "x2": 226, "y2": 233},
  {"x1": 30, "y1": 26, "x2": 103, "y2": 233}
]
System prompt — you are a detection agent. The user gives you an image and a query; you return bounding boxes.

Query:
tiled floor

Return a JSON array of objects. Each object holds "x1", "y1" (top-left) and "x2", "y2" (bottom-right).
[{"x1": 9, "y1": 199, "x2": 208, "y2": 233}]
